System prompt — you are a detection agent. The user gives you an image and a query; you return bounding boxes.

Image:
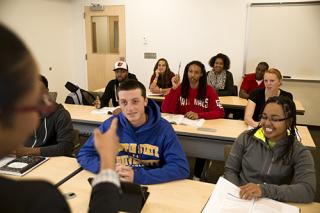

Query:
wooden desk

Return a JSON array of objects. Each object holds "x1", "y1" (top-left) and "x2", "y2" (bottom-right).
[
  {"x1": 63, "y1": 104, "x2": 315, "y2": 161},
  {"x1": 146, "y1": 95, "x2": 305, "y2": 115},
  {"x1": 4, "y1": 157, "x2": 81, "y2": 185},
  {"x1": 59, "y1": 170, "x2": 320, "y2": 213}
]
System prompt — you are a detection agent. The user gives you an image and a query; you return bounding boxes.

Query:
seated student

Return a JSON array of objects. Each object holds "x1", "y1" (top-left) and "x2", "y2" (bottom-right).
[
  {"x1": 239, "y1": 62, "x2": 269, "y2": 99},
  {"x1": 245, "y1": 68, "x2": 293, "y2": 128},
  {"x1": 16, "y1": 75, "x2": 74, "y2": 157},
  {"x1": 77, "y1": 79, "x2": 190, "y2": 185},
  {"x1": 207, "y1": 53, "x2": 234, "y2": 96},
  {"x1": 225, "y1": 96, "x2": 316, "y2": 203},
  {"x1": 149, "y1": 58, "x2": 175, "y2": 95},
  {"x1": 161, "y1": 60, "x2": 224, "y2": 180},
  {"x1": 0, "y1": 23, "x2": 121, "y2": 212},
  {"x1": 94, "y1": 61, "x2": 137, "y2": 108}
]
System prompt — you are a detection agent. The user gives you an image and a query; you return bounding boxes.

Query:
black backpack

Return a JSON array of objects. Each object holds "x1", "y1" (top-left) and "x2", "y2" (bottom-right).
[{"x1": 64, "y1": 82, "x2": 95, "y2": 106}]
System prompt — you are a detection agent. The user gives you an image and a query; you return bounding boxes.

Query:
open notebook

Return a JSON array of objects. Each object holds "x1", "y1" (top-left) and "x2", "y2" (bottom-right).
[
  {"x1": 91, "y1": 107, "x2": 117, "y2": 115},
  {"x1": 202, "y1": 177, "x2": 299, "y2": 213},
  {"x1": 0, "y1": 156, "x2": 48, "y2": 176},
  {"x1": 162, "y1": 114, "x2": 205, "y2": 128}
]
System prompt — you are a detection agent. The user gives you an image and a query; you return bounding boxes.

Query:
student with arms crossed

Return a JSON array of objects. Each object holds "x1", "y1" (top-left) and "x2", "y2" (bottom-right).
[
  {"x1": 239, "y1": 62, "x2": 269, "y2": 99},
  {"x1": 161, "y1": 60, "x2": 224, "y2": 180},
  {"x1": 0, "y1": 24, "x2": 123, "y2": 213},
  {"x1": 225, "y1": 96, "x2": 316, "y2": 203},
  {"x1": 78, "y1": 79, "x2": 190, "y2": 184},
  {"x1": 149, "y1": 58, "x2": 175, "y2": 95},
  {"x1": 244, "y1": 68, "x2": 293, "y2": 128},
  {"x1": 16, "y1": 75, "x2": 74, "y2": 157}
]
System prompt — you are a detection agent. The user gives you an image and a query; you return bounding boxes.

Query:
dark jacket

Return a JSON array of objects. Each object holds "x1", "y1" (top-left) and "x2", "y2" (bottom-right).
[
  {"x1": 25, "y1": 104, "x2": 74, "y2": 157},
  {"x1": 0, "y1": 177, "x2": 119, "y2": 213},
  {"x1": 100, "y1": 73, "x2": 137, "y2": 107}
]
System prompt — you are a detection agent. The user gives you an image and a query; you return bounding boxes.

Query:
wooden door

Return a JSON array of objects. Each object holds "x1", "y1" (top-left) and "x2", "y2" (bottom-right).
[{"x1": 84, "y1": 5, "x2": 125, "y2": 90}]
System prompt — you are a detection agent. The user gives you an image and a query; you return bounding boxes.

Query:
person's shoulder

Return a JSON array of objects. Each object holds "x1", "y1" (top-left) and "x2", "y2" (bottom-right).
[
  {"x1": 280, "y1": 89, "x2": 293, "y2": 99},
  {"x1": 252, "y1": 87, "x2": 264, "y2": 95},
  {"x1": 128, "y1": 73, "x2": 137, "y2": 79},
  {"x1": 244, "y1": 73, "x2": 256, "y2": 80},
  {"x1": 226, "y1": 70, "x2": 233, "y2": 76}
]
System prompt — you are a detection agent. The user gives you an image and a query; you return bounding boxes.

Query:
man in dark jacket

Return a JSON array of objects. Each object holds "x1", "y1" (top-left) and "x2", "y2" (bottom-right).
[
  {"x1": 94, "y1": 61, "x2": 137, "y2": 108},
  {"x1": 16, "y1": 75, "x2": 74, "y2": 157}
]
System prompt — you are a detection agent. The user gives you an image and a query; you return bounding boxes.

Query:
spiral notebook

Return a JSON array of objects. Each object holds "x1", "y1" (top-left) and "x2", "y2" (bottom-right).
[{"x1": 0, "y1": 156, "x2": 48, "y2": 177}]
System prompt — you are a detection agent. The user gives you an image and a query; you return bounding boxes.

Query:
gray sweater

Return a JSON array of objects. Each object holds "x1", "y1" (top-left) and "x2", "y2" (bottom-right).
[{"x1": 224, "y1": 130, "x2": 316, "y2": 203}]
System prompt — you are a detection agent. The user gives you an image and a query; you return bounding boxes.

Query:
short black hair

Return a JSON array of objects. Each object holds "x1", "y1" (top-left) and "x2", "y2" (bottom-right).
[
  {"x1": 258, "y1": 62, "x2": 269, "y2": 70},
  {"x1": 117, "y1": 79, "x2": 146, "y2": 99},
  {"x1": 40, "y1": 75, "x2": 48, "y2": 89},
  {"x1": 208, "y1": 53, "x2": 230, "y2": 70}
]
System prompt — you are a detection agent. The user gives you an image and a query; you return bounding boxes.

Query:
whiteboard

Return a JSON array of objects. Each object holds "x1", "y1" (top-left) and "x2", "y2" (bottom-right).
[{"x1": 245, "y1": 2, "x2": 320, "y2": 81}]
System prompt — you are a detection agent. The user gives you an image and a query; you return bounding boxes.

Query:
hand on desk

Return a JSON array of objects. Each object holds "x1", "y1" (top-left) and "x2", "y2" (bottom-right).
[
  {"x1": 13, "y1": 146, "x2": 40, "y2": 156},
  {"x1": 239, "y1": 183, "x2": 262, "y2": 200},
  {"x1": 115, "y1": 163, "x2": 134, "y2": 182},
  {"x1": 185, "y1": 111, "x2": 199, "y2": 120},
  {"x1": 94, "y1": 118, "x2": 120, "y2": 170}
]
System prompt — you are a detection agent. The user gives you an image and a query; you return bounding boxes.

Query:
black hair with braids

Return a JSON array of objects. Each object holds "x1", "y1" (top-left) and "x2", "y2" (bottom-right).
[
  {"x1": 249, "y1": 96, "x2": 297, "y2": 164},
  {"x1": 181, "y1": 61, "x2": 207, "y2": 100}
]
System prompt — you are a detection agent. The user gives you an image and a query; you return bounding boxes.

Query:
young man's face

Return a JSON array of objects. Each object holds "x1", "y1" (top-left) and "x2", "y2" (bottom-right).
[
  {"x1": 118, "y1": 88, "x2": 148, "y2": 127},
  {"x1": 115, "y1": 69, "x2": 129, "y2": 82}
]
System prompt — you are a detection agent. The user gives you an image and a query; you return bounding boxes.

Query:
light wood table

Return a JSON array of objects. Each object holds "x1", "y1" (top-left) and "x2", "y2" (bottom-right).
[
  {"x1": 59, "y1": 170, "x2": 320, "y2": 213},
  {"x1": 3, "y1": 157, "x2": 81, "y2": 185},
  {"x1": 63, "y1": 104, "x2": 315, "y2": 161}
]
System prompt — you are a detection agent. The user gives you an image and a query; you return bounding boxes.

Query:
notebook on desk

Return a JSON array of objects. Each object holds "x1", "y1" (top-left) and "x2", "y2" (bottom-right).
[
  {"x1": 202, "y1": 177, "x2": 299, "y2": 213},
  {"x1": 0, "y1": 156, "x2": 48, "y2": 177}
]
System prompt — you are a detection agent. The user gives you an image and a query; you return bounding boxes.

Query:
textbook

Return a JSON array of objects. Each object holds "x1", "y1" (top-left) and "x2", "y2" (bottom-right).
[
  {"x1": 91, "y1": 107, "x2": 117, "y2": 115},
  {"x1": 162, "y1": 114, "x2": 205, "y2": 128},
  {"x1": 202, "y1": 177, "x2": 299, "y2": 213},
  {"x1": 0, "y1": 156, "x2": 48, "y2": 177}
]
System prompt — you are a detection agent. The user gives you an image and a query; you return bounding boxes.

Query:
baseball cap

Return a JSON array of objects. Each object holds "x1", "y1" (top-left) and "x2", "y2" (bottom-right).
[{"x1": 113, "y1": 61, "x2": 128, "y2": 71}]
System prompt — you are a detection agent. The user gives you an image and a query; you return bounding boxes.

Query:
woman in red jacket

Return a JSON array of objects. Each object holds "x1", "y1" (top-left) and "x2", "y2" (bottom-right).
[{"x1": 161, "y1": 60, "x2": 224, "y2": 180}]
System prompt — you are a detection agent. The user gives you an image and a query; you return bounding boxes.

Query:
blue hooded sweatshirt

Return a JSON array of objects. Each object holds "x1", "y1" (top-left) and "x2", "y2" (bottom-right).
[{"x1": 77, "y1": 100, "x2": 190, "y2": 184}]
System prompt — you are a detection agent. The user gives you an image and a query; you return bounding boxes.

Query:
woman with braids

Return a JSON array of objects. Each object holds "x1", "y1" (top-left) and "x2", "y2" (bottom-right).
[
  {"x1": 162, "y1": 60, "x2": 224, "y2": 180},
  {"x1": 149, "y1": 58, "x2": 175, "y2": 95},
  {"x1": 225, "y1": 96, "x2": 316, "y2": 203}
]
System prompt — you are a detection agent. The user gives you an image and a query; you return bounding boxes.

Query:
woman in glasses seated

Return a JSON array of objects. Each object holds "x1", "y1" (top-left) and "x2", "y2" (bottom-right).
[
  {"x1": 0, "y1": 24, "x2": 121, "y2": 212},
  {"x1": 244, "y1": 68, "x2": 293, "y2": 128},
  {"x1": 225, "y1": 96, "x2": 316, "y2": 203}
]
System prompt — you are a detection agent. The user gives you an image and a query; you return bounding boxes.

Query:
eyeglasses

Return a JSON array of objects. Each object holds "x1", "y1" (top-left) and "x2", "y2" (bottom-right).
[
  {"x1": 6, "y1": 93, "x2": 56, "y2": 116},
  {"x1": 259, "y1": 114, "x2": 289, "y2": 123}
]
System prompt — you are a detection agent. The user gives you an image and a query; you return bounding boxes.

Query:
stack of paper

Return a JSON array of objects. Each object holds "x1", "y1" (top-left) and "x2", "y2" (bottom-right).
[
  {"x1": 91, "y1": 107, "x2": 116, "y2": 115},
  {"x1": 202, "y1": 177, "x2": 299, "y2": 213},
  {"x1": 162, "y1": 114, "x2": 205, "y2": 128}
]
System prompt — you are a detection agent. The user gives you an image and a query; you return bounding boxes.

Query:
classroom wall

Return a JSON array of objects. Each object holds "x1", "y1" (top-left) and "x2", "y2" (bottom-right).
[
  {"x1": 0, "y1": 0, "x2": 319, "y2": 125},
  {"x1": 0, "y1": 0, "x2": 74, "y2": 103}
]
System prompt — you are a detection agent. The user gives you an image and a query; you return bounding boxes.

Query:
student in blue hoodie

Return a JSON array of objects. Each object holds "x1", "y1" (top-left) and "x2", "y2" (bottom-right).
[{"x1": 77, "y1": 79, "x2": 190, "y2": 184}]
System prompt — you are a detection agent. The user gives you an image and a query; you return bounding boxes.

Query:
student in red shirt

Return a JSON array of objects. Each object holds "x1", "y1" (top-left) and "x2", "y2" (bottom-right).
[
  {"x1": 161, "y1": 61, "x2": 224, "y2": 119},
  {"x1": 239, "y1": 62, "x2": 269, "y2": 99},
  {"x1": 161, "y1": 60, "x2": 224, "y2": 180}
]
